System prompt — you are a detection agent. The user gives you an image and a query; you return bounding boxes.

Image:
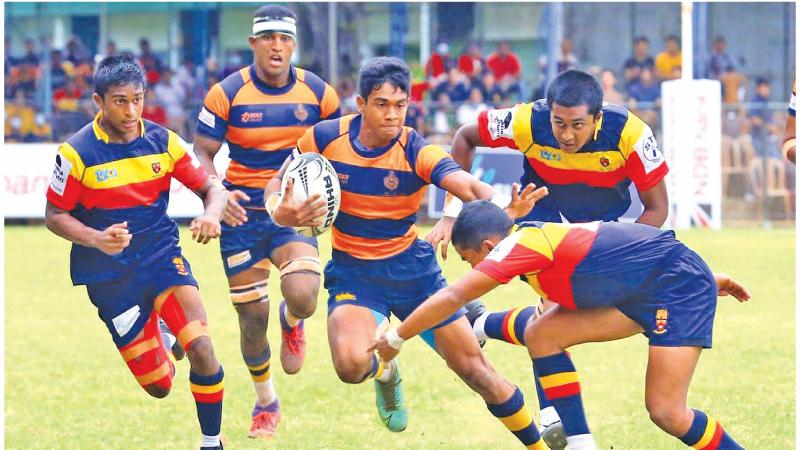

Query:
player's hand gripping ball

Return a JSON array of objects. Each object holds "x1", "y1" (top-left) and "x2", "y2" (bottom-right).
[{"x1": 280, "y1": 153, "x2": 341, "y2": 237}]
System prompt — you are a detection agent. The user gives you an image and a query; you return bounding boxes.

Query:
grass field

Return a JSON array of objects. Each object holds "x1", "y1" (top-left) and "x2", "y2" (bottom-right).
[{"x1": 4, "y1": 225, "x2": 795, "y2": 449}]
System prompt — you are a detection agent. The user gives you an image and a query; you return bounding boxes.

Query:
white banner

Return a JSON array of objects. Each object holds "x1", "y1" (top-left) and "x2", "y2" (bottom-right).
[
  {"x1": 661, "y1": 79, "x2": 722, "y2": 229},
  {"x1": 3, "y1": 143, "x2": 231, "y2": 219}
]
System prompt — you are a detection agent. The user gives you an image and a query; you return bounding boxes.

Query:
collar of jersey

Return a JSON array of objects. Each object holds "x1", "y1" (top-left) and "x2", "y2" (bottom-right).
[
  {"x1": 348, "y1": 114, "x2": 403, "y2": 158},
  {"x1": 92, "y1": 112, "x2": 145, "y2": 144},
  {"x1": 249, "y1": 64, "x2": 297, "y2": 95}
]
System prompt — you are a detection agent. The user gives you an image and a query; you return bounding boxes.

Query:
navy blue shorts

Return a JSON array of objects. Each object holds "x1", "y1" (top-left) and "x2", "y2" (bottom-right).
[
  {"x1": 616, "y1": 247, "x2": 718, "y2": 348},
  {"x1": 86, "y1": 251, "x2": 198, "y2": 348},
  {"x1": 219, "y1": 209, "x2": 317, "y2": 277},
  {"x1": 324, "y1": 239, "x2": 465, "y2": 330}
]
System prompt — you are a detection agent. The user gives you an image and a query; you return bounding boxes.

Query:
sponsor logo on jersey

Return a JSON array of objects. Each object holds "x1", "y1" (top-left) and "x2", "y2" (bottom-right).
[
  {"x1": 241, "y1": 111, "x2": 263, "y2": 123},
  {"x1": 334, "y1": 292, "x2": 356, "y2": 302},
  {"x1": 337, "y1": 173, "x2": 349, "y2": 185},
  {"x1": 49, "y1": 153, "x2": 71, "y2": 195},
  {"x1": 383, "y1": 170, "x2": 399, "y2": 191},
  {"x1": 653, "y1": 308, "x2": 668, "y2": 334},
  {"x1": 540, "y1": 149, "x2": 562, "y2": 161},
  {"x1": 95, "y1": 168, "x2": 119, "y2": 182}
]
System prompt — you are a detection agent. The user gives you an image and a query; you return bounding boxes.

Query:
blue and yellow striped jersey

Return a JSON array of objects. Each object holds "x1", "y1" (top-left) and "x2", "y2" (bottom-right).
[
  {"x1": 477, "y1": 100, "x2": 668, "y2": 222},
  {"x1": 196, "y1": 65, "x2": 340, "y2": 208},
  {"x1": 296, "y1": 114, "x2": 462, "y2": 260},
  {"x1": 46, "y1": 113, "x2": 209, "y2": 285}
]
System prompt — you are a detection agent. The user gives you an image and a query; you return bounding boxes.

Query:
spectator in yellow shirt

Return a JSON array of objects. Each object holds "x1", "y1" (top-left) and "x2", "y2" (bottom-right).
[{"x1": 655, "y1": 35, "x2": 682, "y2": 81}]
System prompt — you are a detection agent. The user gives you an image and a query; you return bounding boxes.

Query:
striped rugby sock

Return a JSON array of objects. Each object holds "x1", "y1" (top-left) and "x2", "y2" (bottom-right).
[
  {"x1": 245, "y1": 347, "x2": 277, "y2": 407},
  {"x1": 680, "y1": 409, "x2": 743, "y2": 450},
  {"x1": 533, "y1": 352, "x2": 591, "y2": 438},
  {"x1": 486, "y1": 387, "x2": 545, "y2": 450},
  {"x1": 479, "y1": 306, "x2": 537, "y2": 346},
  {"x1": 190, "y1": 366, "x2": 224, "y2": 439}
]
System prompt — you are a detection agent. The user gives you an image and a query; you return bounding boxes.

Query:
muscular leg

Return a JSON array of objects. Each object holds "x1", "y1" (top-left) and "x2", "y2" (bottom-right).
[
  {"x1": 271, "y1": 242, "x2": 321, "y2": 374},
  {"x1": 158, "y1": 285, "x2": 224, "y2": 448},
  {"x1": 526, "y1": 306, "x2": 643, "y2": 450},
  {"x1": 434, "y1": 316, "x2": 545, "y2": 449},
  {"x1": 645, "y1": 346, "x2": 743, "y2": 449},
  {"x1": 327, "y1": 304, "x2": 380, "y2": 383}
]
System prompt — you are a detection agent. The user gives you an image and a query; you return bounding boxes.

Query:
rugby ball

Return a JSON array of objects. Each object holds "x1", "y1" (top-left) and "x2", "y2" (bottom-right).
[{"x1": 280, "y1": 153, "x2": 341, "y2": 237}]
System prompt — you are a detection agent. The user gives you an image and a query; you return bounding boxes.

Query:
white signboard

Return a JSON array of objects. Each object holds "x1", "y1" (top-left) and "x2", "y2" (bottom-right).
[
  {"x1": 3, "y1": 143, "x2": 231, "y2": 219},
  {"x1": 661, "y1": 79, "x2": 722, "y2": 229}
]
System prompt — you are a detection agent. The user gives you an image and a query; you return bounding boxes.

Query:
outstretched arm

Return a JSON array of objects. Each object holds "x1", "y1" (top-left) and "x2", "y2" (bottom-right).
[{"x1": 368, "y1": 270, "x2": 501, "y2": 361}]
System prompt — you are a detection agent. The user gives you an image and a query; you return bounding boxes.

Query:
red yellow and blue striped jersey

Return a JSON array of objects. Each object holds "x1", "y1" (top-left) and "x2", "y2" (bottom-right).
[
  {"x1": 475, "y1": 221, "x2": 682, "y2": 310},
  {"x1": 477, "y1": 100, "x2": 668, "y2": 222},
  {"x1": 196, "y1": 65, "x2": 340, "y2": 208},
  {"x1": 296, "y1": 114, "x2": 462, "y2": 260},
  {"x1": 46, "y1": 113, "x2": 208, "y2": 285},
  {"x1": 789, "y1": 82, "x2": 796, "y2": 117}
]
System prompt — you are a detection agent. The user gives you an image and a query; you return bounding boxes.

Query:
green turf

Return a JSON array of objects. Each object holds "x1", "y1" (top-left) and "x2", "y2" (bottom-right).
[{"x1": 4, "y1": 225, "x2": 795, "y2": 449}]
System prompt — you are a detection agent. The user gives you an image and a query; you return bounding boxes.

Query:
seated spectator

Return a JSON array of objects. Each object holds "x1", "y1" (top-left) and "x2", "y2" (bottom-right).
[
  {"x1": 456, "y1": 87, "x2": 489, "y2": 126},
  {"x1": 141, "y1": 89, "x2": 168, "y2": 126},
  {"x1": 708, "y1": 35, "x2": 744, "y2": 103},
  {"x1": 428, "y1": 92, "x2": 456, "y2": 144},
  {"x1": 138, "y1": 37, "x2": 164, "y2": 74},
  {"x1": 405, "y1": 101, "x2": 426, "y2": 135},
  {"x1": 434, "y1": 67, "x2": 470, "y2": 103},
  {"x1": 154, "y1": 69, "x2": 188, "y2": 138},
  {"x1": 654, "y1": 35, "x2": 682, "y2": 81},
  {"x1": 488, "y1": 41, "x2": 523, "y2": 99},
  {"x1": 600, "y1": 68, "x2": 625, "y2": 105},
  {"x1": 626, "y1": 66, "x2": 661, "y2": 130},
  {"x1": 28, "y1": 112, "x2": 53, "y2": 142},
  {"x1": 336, "y1": 78, "x2": 359, "y2": 114},
  {"x1": 749, "y1": 78, "x2": 774, "y2": 156},
  {"x1": 622, "y1": 36, "x2": 655, "y2": 88},
  {"x1": 5, "y1": 90, "x2": 35, "y2": 142},
  {"x1": 534, "y1": 37, "x2": 579, "y2": 100},
  {"x1": 66, "y1": 36, "x2": 90, "y2": 65},
  {"x1": 477, "y1": 72, "x2": 505, "y2": 105},
  {"x1": 222, "y1": 51, "x2": 244, "y2": 79},
  {"x1": 53, "y1": 78, "x2": 84, "y2": 112},
  {"x1": 50, "y1": 50, "x2": 70, "y2": 90},
  {"x1": 458, "y1": 43, "x2": 485, "y2": 81},
  {"x1": 425, "y1": 42, "x2": 451, "y2": 83},
  {"x1": 95, "y1": 40, "x2": 117, "y2": 64}
]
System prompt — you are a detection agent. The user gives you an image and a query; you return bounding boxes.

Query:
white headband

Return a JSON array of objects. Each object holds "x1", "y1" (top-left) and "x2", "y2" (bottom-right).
[{"x1": 252, "y1": 16, "x2": 297, "y2": 38}]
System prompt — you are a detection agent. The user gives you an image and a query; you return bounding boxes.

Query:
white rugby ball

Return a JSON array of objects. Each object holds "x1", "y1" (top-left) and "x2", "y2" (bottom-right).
[{"x1": 281, "y1": 153, "x2": 341, "y2": 237}]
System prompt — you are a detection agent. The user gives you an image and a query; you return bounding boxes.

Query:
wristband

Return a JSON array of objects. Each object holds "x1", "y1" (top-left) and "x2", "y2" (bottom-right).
[
  {"x1": 442, "y1": 195, "x2": 464, "y2": 218},
  {"x1": 385, "y1": 328, "x2": 406, "y2": 350},
  {"x1": 265, "y1": 192, "x2": 284, "y2": 226}
]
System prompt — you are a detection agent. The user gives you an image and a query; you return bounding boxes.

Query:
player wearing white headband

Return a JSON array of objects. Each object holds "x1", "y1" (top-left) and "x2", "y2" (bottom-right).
[{"x1": 194, "y1": 4, "x2": 341, "y2": 439}]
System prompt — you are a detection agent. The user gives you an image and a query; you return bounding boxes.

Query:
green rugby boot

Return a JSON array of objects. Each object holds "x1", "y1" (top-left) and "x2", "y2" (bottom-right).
[{"x1": 374, "y1": 359, "x2": 407, "y2": 432}]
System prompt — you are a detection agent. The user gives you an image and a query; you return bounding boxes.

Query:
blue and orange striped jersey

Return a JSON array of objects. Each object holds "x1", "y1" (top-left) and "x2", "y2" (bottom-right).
[
  {"x1": 475, "y1": 221, "x2": 682, "y2": 310},
  {"x1": 477, "y1": 100, "x2": 668, "y2": 222},
  {"x1": 46, "y1": 113, "x2": 208, "y2": 285},
  {"x1": 196, "y1": 65, "x2": 340, "y2": 208},
  {"x1": 296, "y1": 114, "x2": 462, "y2": 260}
]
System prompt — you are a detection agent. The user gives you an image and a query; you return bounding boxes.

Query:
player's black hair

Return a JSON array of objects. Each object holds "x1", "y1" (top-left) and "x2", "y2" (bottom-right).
[
  {"x1": 254, "y1": 5, "x2": 296, "y2": 21},
  {"x1": 546, "y1": 69, "x2": 603, "y2": 115},
  {"x1": 452, "y1": 201, "x2": 513, "y2": 251},
  {"x1": 358, "y1": 56, "x2": 410, "y2": 101},
  {"x1": 94, "y1": 54, "x2": 145, "y2": 97},
  {"x1": 665, "y1": 34, "x2": 680, "y2": 45},
  {"x1": 633, "y1": 35, "x2": 649, "y2": 45}
]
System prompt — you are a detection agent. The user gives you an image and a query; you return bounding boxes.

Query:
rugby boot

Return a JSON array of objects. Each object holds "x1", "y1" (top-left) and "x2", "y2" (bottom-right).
[
  {"x1": 249, "y1": 400, "x2": 282, "y2": 438},
  {"x1": 279, "y1": 300, "x2": 306, "y2": 374},
  {"x1": 374, "y1": 359, "x2": 408, "y2": 432}
]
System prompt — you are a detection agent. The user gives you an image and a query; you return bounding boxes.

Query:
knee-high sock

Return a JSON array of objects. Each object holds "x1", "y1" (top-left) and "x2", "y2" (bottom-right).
[
  {"x1": 477, "y1": 306, "x2": 537, "y2": 346},
  {"x1": 245, "y1": 346, "x2": 277, "y2": 407},
  {"x1": 533, "y1": 352, "x2": 590, "y2": 438},
  {"x1": 680, "y1": 409, "x2": 744, "y2": 450},
  {"x1": 486, "y1": 386, "x2": 546, "y2": 450},
  {"x1": 190, "y1": 366, "x2": 224, "y2": 439}
]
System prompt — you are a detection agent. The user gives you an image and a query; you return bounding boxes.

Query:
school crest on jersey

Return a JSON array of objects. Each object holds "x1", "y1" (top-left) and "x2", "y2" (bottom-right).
[
  {"x1": 151, "y1": 162, "x2": 161, "y2": 174},
  {"x1": 383, "y1": 170, "x2": 399, "y2": 191},
  {"x1": 653, "y1": 308, "x2": 668, "y2": 334},
  {"x1": 599, "y1": 156, "x2": 610, "y2": 169},
  {"x1": 295, "y1": 103, "x2": 309, "y2": 121}
]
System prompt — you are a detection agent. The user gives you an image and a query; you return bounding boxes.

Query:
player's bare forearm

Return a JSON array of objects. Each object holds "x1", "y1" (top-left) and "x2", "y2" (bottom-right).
[
  {"x1": 264, "y1": 154, "x2": 294, "y2": 198},
  {"x1": 783, "y1": 115, "x2": 796, "y2": 163},
  {"x1": 440, "y1": 171, "x2": 494, "y2": 203},
  {"x1": 636, "y1": 180, "x2": 669, "y2": 227},
  {"x1": 193, "y1": 135, "x2": 224, "y2": 178},
  {"x1": 451, "y1": 123, "x2": 481, "y2": 169},
  {"x1": 45, "y1": 202, "x2": 100, "y2": 247},
  {"x1": 197, "y1": 179, "x2": 227, "y2": 220},
  {"x1": 397, "y1": 286, "x2": 467, "y2": 340}
]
